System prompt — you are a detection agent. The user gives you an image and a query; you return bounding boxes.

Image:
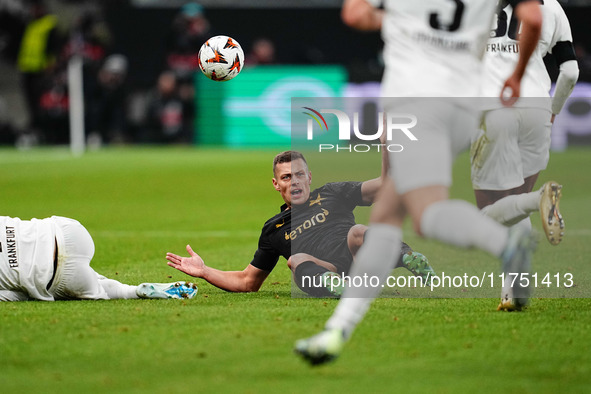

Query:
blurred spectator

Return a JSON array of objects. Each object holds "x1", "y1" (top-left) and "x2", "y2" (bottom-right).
[
  {"x1": 16, "y1": 0, "x2": 64, "y2": 141},
  {"x1": 0, "y1": 1, "x2": 27, "y2": 146},
  {"x1": 145, "y1": 70, "x2": 194, "y2": 144},
  {"x1": 162, "y1": 2, "x2": 209, "y2": 145},
  {"x1": 126, "y1": 90, "x2": 149, "y2": 144},
  {"x1": 37, "y1": 66, "x2": 69, "y2": 144},
  {"x1": 166, "y1": 2, "x2": 210, "y2": 81},
  {"x1": 0, "y1": 0, "x2": 27, "y2": 62},
  {"x1": 245, "y1": 38, "x2": 276, "y2": 66},
  {"x1": 63, "y1": 10, "x2": 110, "y2": 67},
  {"x1": 0, "y1": 97, "x2": 18, "y2": 145},
  {"x1": 87, "y1": 54, "x2": 129, "y2": 147}
]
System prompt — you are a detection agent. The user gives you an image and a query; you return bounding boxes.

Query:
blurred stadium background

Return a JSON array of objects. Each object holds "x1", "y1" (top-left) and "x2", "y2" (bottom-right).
[
  {"x1": 1, "y1": 0, "x2": 591, "y2": 151},
  {"x1": 2, "y1": 3, "x2": 591, "y2": 391}
]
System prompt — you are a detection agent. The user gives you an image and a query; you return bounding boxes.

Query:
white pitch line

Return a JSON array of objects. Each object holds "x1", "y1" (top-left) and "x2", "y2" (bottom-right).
[
  {"x1": 92, "y1": 230, "x2": 260, "y2": 238},
  {"x1": 0, "y1": 150, "x2": 74, "y2": 164},
  {"x1": 90, "y1": 228, "x2": 591, "y2": 239}
]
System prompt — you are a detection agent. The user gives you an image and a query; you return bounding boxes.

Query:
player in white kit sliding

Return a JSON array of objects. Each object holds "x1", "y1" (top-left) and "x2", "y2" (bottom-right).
[
  {"x1": 0, "y1": 216, "x2": 197, "y2": 301},
  {"x1": 294, "y1": 0, "x2": 543, "y2": 365}
]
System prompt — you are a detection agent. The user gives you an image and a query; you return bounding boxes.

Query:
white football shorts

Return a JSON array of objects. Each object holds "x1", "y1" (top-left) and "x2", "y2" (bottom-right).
[
  {"x1": 471, "y1": 107, "x2": 551, "y2": 190},
  {"x1": 48, "y1": 216, "x2": 109, "y2": 300},
  {"x1": 385, "y1": 99, "x2": 478, "y2": 194}
]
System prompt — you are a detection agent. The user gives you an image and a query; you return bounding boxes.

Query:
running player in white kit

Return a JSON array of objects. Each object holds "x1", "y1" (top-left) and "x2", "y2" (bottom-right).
[
  {"x1": 295, "y1": 0, "x2": 543, "y2": 365},
  {"x1": 471, "y1": 0, "x2": 578, "y2": 248},
  {"x1": 0, "y1": 216, "x2": 197, "y2": 301}
]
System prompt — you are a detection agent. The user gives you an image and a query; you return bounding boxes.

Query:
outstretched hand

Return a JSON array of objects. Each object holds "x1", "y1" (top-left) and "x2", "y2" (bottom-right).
[{"x1": 166, "y1": 245, "x2": 205, "y2": 278}]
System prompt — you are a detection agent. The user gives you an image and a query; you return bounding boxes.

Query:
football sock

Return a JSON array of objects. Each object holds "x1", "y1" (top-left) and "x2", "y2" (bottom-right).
[
  {"x1": 511, "y1": 216, "x2": 532, "y2": 233},
  {"x1": 481, "y1": 191, "x2": 540, "y2": 226},
  {"x1": 326, "y1": 224, "x2": 402, "y2": 338},
  {"x1": 361, "y1": 227, "x2": 410, "y2": 269},
  {"x1": 97, "y1": 277, "x2": 139, "y2": 299},
  {"x1": 293, "y1": 261, "x2": 333, "y2": 297},
  {"x1": 421, "y1": 199, "x2": 507, "y2": 257}
]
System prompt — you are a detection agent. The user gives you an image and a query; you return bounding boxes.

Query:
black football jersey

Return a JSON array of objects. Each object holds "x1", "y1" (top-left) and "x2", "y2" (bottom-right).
[{"x1": 250, "y1": 182, "x2": 369, "y2": 273}]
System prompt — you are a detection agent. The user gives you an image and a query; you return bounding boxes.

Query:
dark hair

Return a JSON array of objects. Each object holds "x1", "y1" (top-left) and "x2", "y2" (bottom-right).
[{"x1": 273, "y1": 151, "x2": 307, "y2": 176}]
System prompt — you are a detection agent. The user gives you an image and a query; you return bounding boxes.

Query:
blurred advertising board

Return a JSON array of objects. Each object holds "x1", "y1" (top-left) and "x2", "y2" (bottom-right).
[{"x1": 195, "y1": 65, "x2": 346, "y2": 147}]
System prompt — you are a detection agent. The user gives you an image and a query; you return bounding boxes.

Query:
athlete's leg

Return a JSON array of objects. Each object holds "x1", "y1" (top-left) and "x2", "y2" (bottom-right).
[
  {"x1": 288, "y1": 253, "x2": 337, "y2": 273},
  {"x1": 386, "y1": 186, "x2": 531, "y2": 317},
  {"x1": 288, "y1": 253, "x2": 339, "y2": 297},
  {"x1": 295, "y1": 101, "x2": 535, "y2": 365},
  {"x1": 96, "y1": 274, "x2": 140, "y2": 299},
  {"x1": 477, "y1": 173, "x2": 540, "y2": 226},
  {"x1": 476, "y1": 172, "x2": 538, "y2": 207},
  {"x1": 473, "y1": 107, "x2": 560, "y2": 243},
  {"x1": 406, "y1": 185, "x2": 508, "y2": 257},
  {"x1": 346, "y1": 224, "x2": 367, "y2": 257},
  {"x1": 325, "y1": 177, "x2": 404, "y2": 336},
  {"x1": 521, "y1": 173, "x2": 539, "y2": 193},
  {"x1": 50, "y1": 217, "x2": 109, "y2": 300},
  {"x1": 50, "y1": 217, "x2": 140, "y2": 300},
  {"x1": 0, "y1": 290, "x2": 30, "y2": 301},
  {"x1": 325, "y1": 100, "x2": 514, "y2": 336}
]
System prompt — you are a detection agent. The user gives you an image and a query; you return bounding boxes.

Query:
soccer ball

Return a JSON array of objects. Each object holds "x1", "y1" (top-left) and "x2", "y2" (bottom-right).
[{"x1": 198, "y1": 35, "x2": 244, "y2": 81}]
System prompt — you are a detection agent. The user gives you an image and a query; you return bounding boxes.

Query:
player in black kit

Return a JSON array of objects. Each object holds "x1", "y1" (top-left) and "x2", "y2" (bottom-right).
[{"x1": 166, "y1": 151, "x2": 435, "y2": 296}]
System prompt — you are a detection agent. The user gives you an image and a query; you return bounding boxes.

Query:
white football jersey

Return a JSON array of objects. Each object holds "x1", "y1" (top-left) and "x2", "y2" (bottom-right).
[
  {"x1": 0, "y1": 216, "x2": 56, "y2": 301},
  {"x1": 370, "y1": 0, "x2": 503, "y2": 97},
  {"x1": 481, "y1": 0, "x2": 574, "y2": 106}
]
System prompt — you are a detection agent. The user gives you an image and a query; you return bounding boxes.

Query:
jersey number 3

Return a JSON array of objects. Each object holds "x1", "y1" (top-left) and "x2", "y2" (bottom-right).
[{"x1": 430, "y1": 0, "x2": 465, "y2": 32}]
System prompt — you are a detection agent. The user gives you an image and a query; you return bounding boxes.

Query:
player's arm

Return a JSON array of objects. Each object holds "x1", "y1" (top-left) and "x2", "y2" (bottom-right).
[
  {"x1": 549, "y1": 6, "x2": 579, "y2": 122},
  {"x1": 551, "y1": 59, "x2": 578, "y2": 123},
  {"x1": 341, "y1": 0, "x2": 383, "y2": 31},
  {"x1": 166, "y1": 245, "x2": 269, "y2": 292},
  {"x1": 500, "y1": 0, "x2": 543, "y2": 105},
  {"x1": 360, "y1": 131, "x2": 389, "y2": 204}
]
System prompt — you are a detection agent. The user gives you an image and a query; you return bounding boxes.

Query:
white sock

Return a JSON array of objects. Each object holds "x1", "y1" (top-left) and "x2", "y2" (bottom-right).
[
  {"x1": 512, "y1": 216, "x2": 532, "y2": 233},
  {"x1": 481, "y1": 191, "x2": 540, "y2": 226},
  {"x1": 421, "y1": 199, "x2": 507, "y2": 257},
  {"x1": 98, "y1": 277, "x2": 139, "y2": 299},
  {"x1": 326, "y1": 224, "x2": 402, "y2": 338}
]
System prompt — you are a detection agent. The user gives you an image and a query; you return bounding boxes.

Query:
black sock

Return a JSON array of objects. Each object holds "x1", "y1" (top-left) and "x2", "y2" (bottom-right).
[{"x1": 293, "y1": 261, "x2": 333, "y2": 297}]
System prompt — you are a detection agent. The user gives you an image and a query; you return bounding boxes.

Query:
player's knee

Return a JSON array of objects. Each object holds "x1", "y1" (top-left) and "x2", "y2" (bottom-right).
[
  {"x1": 347, "y1": 224, "x2": 367, "y2": 256},
  {"x1": 287, "y1": 253, "x2": 315, "y2": 271},
  {"x1": 348, "y1": 224, "x2": 367, "y2": 241}
]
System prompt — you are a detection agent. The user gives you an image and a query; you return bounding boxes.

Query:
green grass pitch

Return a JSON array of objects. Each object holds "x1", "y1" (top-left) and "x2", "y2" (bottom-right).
[{"x1": 0, "y1": 146, "x2": 590, "y2": 393}]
